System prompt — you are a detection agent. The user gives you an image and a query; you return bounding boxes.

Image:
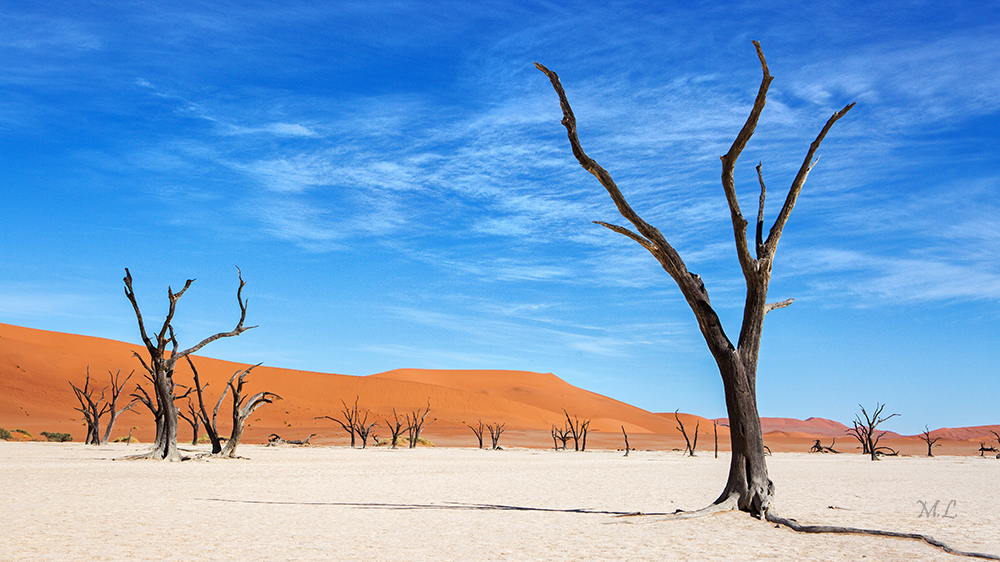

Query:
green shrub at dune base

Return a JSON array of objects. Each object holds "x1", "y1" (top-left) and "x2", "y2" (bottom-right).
[
  {"x1": 40, "y1": 431, "x2": 72, "y2": 442},
  {"x1": 0, "y1": 428, "x2": 11, "y2": 440}
]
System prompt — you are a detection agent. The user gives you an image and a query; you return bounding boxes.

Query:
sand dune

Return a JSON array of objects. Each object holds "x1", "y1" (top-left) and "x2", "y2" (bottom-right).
[{"x1": 1, "y1": 323, "x2": 996, "y2": 455}]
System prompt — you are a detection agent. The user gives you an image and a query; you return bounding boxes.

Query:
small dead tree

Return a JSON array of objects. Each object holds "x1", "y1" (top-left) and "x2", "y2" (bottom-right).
[
  {"x1": 316, "y1": 397, "x2": 362, "y2": 448},
  {"x1": 622, "y1": 425, "x2": 630, "y2": 457},
  {"x1": 178, "y1": 398, "x2": 202, "y2": 445},
  {"x1": 385, "y1": 409, "x2": 408, "y2": 449},
  {"x1": 551, "y1": 424, "x2": 571, "y2": 450},
  {"x1": 354, "y1": 409, "x2": 377, "y2": 449},
  {"x1": 70, "y1": 368, "x2": 137, "y2": 445},
  {"x1": 469, "y1": 420, "x2": 485, "y2": 449},
  {"x1": 405, "y1": 400, "x2": 432, "y2": 448},
  {"x1": 123, "y1": 267, "x2": 254, "y2": 461},
  {"x1": 563, "y1": 410, "x2": 590, "y2": 451},
  {"x1": 978, "y1": 442, "x2": 998, "y2": 457},
  {"x1": 810, "y1": 439, "x2": 839, "y2": 453},
  {"x1": 217, "y1": 364, "x2": 281, "y2": 458},
  {"x1": 920, "y1": 426, "x2": 941, "y2": 457},
  {"x1": 846, "y1": 420, "x2": 870, "y2": 455},
  {"x1": 674, "y1": 410, "x2": 699, "y2": 457},
  {"x1": 184, "y1": 355, "x2": 222, "y2": 454},
  {"x1": 851, "y1": 404, "x2": 900, "y2": 461},
  {"x1": 486, "y1": 422, "x2": 506, "y2": 450}
]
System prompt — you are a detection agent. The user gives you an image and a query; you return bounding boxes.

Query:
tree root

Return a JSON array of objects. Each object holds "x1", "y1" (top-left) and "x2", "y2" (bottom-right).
[
  {"x1": 646, "y1": 492, "x2": 740, "y2": 521},
  {"x1": 765, "y1": 509, "x2": 999, "y2": 560}
]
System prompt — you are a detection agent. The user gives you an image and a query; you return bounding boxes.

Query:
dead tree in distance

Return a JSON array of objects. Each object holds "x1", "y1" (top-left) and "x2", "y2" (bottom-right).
[
  {"x1": 316, "y1": 397, "x2": 362, "y2": 448},
  {"x1": 123, "y1": 267, "x2": 254, "y2": 461},
  {"x1": 385, "y1": 409, "x2": 408, "y2": 448},
  {"x1": 852, "y1": 403, "x2": 900, "y2": 461},
  {"x1": 622, "y1": 425, "x2": 630, "y2": 457},
  {"x1": 563, "y1": 410, "x2": 590, "y2": 451},
  {"x1": 551, "y1": 424, "x2": 571, "y2": 450},
  {"x1": 354, "y1": 408, "x2": 377, "y2": 449},
  {"x1": 184, "y1": 355, "x2": 222, "y2": 454},
  {"x1": 405, "y1": 400, "x2": 432, "y2": 448},
  {"x1": 920, "y1": 426, "x2": 940, "y2": 457},
  {"x1": 70, "y1": 368, "x2": 137, "y2": 445},
  {"x1": 469, "y1": 420, "x2": 485, "y2": 449},
  {"x1": 674, "y1": 410, "x2": 699, "y2": 457},
  {"x1": 537, "y1": 41, "x2": 853, "y2": 515},
  {"x1": 178, "y1": 398, "x2": 202, "y2": 445},
  {"x1": 810, "y1": 439, "x2": 839, "y2": 453},
  {"x1": 486, "y1": 422, "x2": 505, "y2": 450}
]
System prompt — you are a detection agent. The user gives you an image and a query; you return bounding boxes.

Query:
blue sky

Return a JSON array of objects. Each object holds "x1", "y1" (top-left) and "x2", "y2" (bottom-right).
[{"x1": 2, "y1": 1, "x2": 997, "y2": 435}]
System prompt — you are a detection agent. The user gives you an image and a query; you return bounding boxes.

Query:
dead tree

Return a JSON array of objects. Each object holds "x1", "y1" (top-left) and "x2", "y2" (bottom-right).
[
  {"x1": 184, "y1": 355, "x2": 222, "y2": 454},
  {"x1": 354, "y1": 409, "x2": 377, "y2": 449},
  {"x1": 316, "y1": 399, "x2": 358, "y2": 447},
  {"x1": 469, "y1": 420, "x2": 485, "y2": 449},
  {"x1": 920, "y1": 426, "x2": 940, "y2": 457},
  {"x1": 846, "y1": 420, "x2": 870, "y2": 456},
  {"x1": 217, "y1": 364, "x2": 280, "y2": 458},
  {"x1": 405, "y1": 400, "x2": 432, "y2": 448},
  {"x1": 563, "y1": 410, "x2": 590, "y2": 451},
  {"x1": 123, "y1": 267, "x2": 254, "y2": 461},
  {"x1": 852, "y1": 403, "x2": 900, "y2": 461},
  {"x1": 713, "y1": 420, "x2": 720, "y2": 459},
  {"x1": 537, "y1": 41, "x2": 853, "y2": 515},
  {"x1": 674, "y1": 410, "x2": 699, "y2": 457},
  {"x1": 551, "y1": 424, "x2": 571, "y2": 450},
  {"x1": 622, "y1": 425, "x2": 630, "y2": 457},
  {"x1": 810, "y1": 439, "x2": 839, "y2": 453},
  {"x1": 70, "y1": 368, "x2": 137, "y2": 445},
  {"x1": 385, "y1": 409, "x2": 408, "y2": 449},
  {"x1": 178, "y1": 398, "x2": 202, "y2": 445},
  {"x1": 486, "y1": 422, "x2": 505, "y2": 450},
  {"x1": 978, "y1": 442, "x2": 997, "y2": 457},
  {"x1": 991, "y1": 431, "x2": 1000, "y2": 456}
]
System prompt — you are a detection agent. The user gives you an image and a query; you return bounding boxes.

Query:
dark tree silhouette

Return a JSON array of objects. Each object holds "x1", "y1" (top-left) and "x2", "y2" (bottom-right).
[
  {"x1": 486, "y1": 422, "x2": 505, "y2": 450},
  {"x1": 316, "y1": 397, "x2": 362, "y2": 448},
  {"x1": 851, "y1": 404, "x2": 899, "y2": 461},
  {"x1": 551, "y1": 424, "x2": 571, "y2": 450},
  {"x1": 469, "y1": 420, "x2": 485, "y2": 449},
  {"x1": 674, "y1": 410, "x2": 699, "y2": 457},
  {"x1": 622, "y1": 425, "x2": 630, "y2": 457},
  {"x1": 404, "y1": 400, "x2": 432, "y2": 448},
  {"x1": 920, "y1": 426, "x2": 940, "y2": 457},
  {"x1": 563, "y1": 410, "x2": 590, "y2": 451},
  {"x1": 810, "y1": 439, "x2": 839, "y2": 453},
  {"x1": 178, "y1": 398, "x2": 202, "y2": 445},
  {"x1": 537, "y1": 41, "x2": 853, "y2": 515},
  {"x1": 123, "y1": 267, "x2": 254, "y2": 461},
  {"x1": 70, "y1": 368, "x2": 137, "y2": 445},
  {"x1": 385, "y1": 409, "x2": 408, "y2": 449}
]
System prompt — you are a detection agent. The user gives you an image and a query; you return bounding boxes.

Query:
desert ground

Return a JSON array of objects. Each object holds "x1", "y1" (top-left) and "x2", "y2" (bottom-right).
[{"x1": 2, "y1": 442, "x2": 998, "y2": 561}]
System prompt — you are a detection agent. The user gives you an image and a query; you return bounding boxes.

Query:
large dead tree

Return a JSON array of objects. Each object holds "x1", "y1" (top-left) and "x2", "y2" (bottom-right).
[
  {"x1": 537, "y1": 42, "x2": 853, "y2": 516},
  {"x1": 123, "y1": 267, "x2": 254, "y2": 461},
  {"x1": 316, "y1": 397, "x2": 363, "y2": 448}
]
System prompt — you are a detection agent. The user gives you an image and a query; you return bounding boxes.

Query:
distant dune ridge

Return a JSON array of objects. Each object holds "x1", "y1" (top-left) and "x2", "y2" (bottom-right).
[{"x1": 1, "y1": 323, "x2": 996, "y2": 454}]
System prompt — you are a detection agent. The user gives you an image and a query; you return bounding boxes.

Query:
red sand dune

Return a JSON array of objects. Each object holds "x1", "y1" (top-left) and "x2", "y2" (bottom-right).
[{"x1": 1, "y1": 323, "x2": 995, "y2": 454}]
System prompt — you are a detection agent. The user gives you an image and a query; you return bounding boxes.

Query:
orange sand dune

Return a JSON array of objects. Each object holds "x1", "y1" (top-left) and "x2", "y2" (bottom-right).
[{"x1": 1, "y1": 323, "x2": 993, "y2": 455}]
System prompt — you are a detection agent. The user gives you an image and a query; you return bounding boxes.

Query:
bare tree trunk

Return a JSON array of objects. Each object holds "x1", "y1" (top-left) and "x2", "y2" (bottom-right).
[
  {"x1": 405, "y1": 401, "x2": 432, "y2": 448},
  {"x1": 714, "y1": 420, "x2": 719, "y2": 459},
  {"x1": 385, "y1": 409, "x2": 407, "y2": 449},
  {"x1": 486, "y1": 422, "x2": 505, "y2": 450},
  {"x1": 536, "y1": 42, "x2": 853, "y2": 515},
  {"x1": 622, "y1": 425, "x2": 630, "y2": 457},
  {"x1": 218, "y1": 364, "x2": 280, "y2": 458},
  {"x1": 469, "y1": 420, "x2": 485, "y2": 449},
  {"x1": 185, "y1": 355, "x2": 223, "y2": 454},
  {"x1": 123, "y1": 267, "x2": 254, "y2": 461},
  {"x1": 921, "y1": 426, "x2": 940, "y2": 457},
  {"x1": 99, "y1": 370, "x2": 137, "y2": 445},
  {"x1": 674, "y1": 410, "x2": 700, "y2": 457}
]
